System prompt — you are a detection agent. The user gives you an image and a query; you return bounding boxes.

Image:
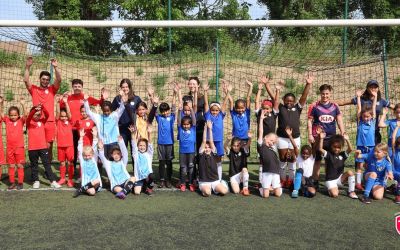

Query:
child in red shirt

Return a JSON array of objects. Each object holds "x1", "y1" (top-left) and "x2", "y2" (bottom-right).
[
  {"x1": 27, "y1": 104, "x2": 60, "y2": 189},
  {"x1": 55, "y1": 94, "x2": 75, "y2": 187},
  {"x1": 0, "y1": 97, "x2": 28, "y2": 190},
  {"x1": 76, "y1": 104, "x2": 95, "y2": 146}
]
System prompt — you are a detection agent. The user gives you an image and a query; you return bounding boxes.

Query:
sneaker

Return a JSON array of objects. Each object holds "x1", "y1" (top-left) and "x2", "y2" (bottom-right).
[
  {"x1": 72, "y1": 189, "x2": 81, "y2": 198},
  {"x1": 189, "y1": 184, "x2": 196, "y2": 192},
  {"x1": 51, "y1": 181, "x2": 61, "y2": 189},
  {"x1": 76, "y1": 178, "x2": 81, "y2": 184},
  {"x1": 7, "y1": 183, "x2": 16, "y2": 190},
  {"x1": 241, "y1": 187, "x2": 250, "y2": 196},
  {"x1": 158, "y1": 181, "x2": 165, "y2": 188},
  {"x1": 32, "y1": 181, "x2": 40, "y2": 189},
  {"x1": 291, "y1": 189, "x2": 299, "y2": 198},
  {"x1": 67, "y1": 180, "x2": 75, "y2": 188},
  {"x1": 57, "y1": 178, "x2": 66, "y2": 185},
  {"x1": 165, "y1": 181, "x2": 172, "y2": 188},
  {"x1": 145, "y1": 188, "x2": 153, "y2": 196},
  {"x1": 16, "y1": 183, "x2": 23, "y2": 190},
  {"x1": 395, "y1": 195, "x2": 400, "y2": 204},
  {"x1": 115, "y1": 191, "x2": 126, "y2": 200},
  {"x1": 360, "y1": 195, "x2": 371, "y2": 204},
  {"x1": 179, "y1": 184, "x2": 186, "y2": 192},
  {"x1": 348, "y1": 192, "x2": 358, "y2": 199},
  {"x1": 355, "y1": 183, "x2": 364, "y2": 191}
]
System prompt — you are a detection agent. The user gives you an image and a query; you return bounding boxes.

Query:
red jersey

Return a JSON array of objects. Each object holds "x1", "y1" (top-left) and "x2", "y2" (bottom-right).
[
  {"x1": 0, "y1": 118, "x2": 5, "y2": 164},
  {"x1": 59, "y1": 94, "x2": 102, "y2": 129},
  {"x1": 76, "y1": 119, "x2": 95, "y2": 146},
  {"x1": 56, "y1": 119, "x2": 74, "y2": 147},
  {"x1": 27, "y1": 118, "x2": 48, "y2": 150},
  {"x1": 3, "y1": 116, "x2": 25, "y2": 148},
  {"x1": 28, "y1": 84, "x2": 59, "y2": 122}
]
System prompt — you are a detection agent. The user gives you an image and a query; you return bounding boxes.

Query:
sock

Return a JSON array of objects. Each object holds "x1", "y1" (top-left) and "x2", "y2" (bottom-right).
[
  {"x1": 147, "y1": 173, "x2": 154, "y2": 189},
  {"x1": 17, "y1": 168, "x2": 24, "y2": 184},
  {"x1": 259, "y1": 187, "x2": 263, "y2": 197},
  {"x1": 279, "y1": 161, "x2": 287, "y2": 181},
  {"x1": 159, "y1": 160, "x2": 166, "y2": 181},
  {"x1": 68, "y1": 165, "x2": 74, "y2": 180},
  {"x1": 364, "y1": 177, "x2": 376, "y2": 197},
  {"x1": 8, "y1": 167, "x2": 15, "y2": 183},
  {"x1": 348, "y1": 175, "x2": 355, "y2": 193},
  {"x1": 243, "y1": 172, "x2": 249, "y2": 188},
  {"x1": 356, "y1": 172, "x2": 362, "y2": 184},
  {"x1": 258, "y1": 165, "x2": 262, "y2": 183},
  {"x1": 293, "y1": 171, "x2": 303, "y2": 191},
  {"x1": 123, "y1": 181, "x2": 135, "y2": 194},
  {"x1": 288, "y1": 162, "x2": 295, "y2": 180},
  {"x1": 217, "y1": 162, "x2": 222, "y2": 180},
  {"x1": 80, "y1": 182, "x2": 94, "y2": 193},
  {"x1": 59, "y1": 166, "x2": 66, "y2": 179}
]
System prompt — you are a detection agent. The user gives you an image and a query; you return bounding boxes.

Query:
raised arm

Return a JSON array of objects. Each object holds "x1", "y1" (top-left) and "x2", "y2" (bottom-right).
[
  {"x1": 148, "y1": 95, "x2": 159, "y2": 124},
  {"x1": 334, "y1": 99, "x2": 353, "y2": 106},
  {"x1": 55, "y1": 94, "x2": 61, "y2": 120},
  {"x1": 62, "y1": 94, "x2": 72, "y2": 119},
  {"x1": 78, "y1": 129, "x2": 85, "y2": 162},
  {"x1": 258, "y1": 110, "x2": 266, "y2": 144},
  {"x1": 190, "y1": 104, "x2": 196, "y2": 125},
  {"x1": 221, "y1": 82, "x2": 232, "y2": 114},
  {"x1": 207, "y1": 120, "x2": 216, "y2": 152},
  {"x1": 246, "y1": 79, "x2": 253, "y2": 109},
  {"x1": 378, "y1": 107, "x2": 389, "y2": 128},
  {"x1": 285, "y1": 127, "x2": 299, "y2": 157},
  {"x1": 199, "y1": 122, "x2": 208, "y2": 153},
  {"x1": 41, "y1": 105, "x2": 49, "y2": 123},
  {"x1": 19, "y1": 97, "x2": 28, "y2": 118},
  {"x1": 203, "y1": 82, "x2": 209, "y2": 113},
  {"x1": 193, "y1": 85, "x2": 198, "y2": 113},
  {"x1": 51, "y1": 59, "x2": 62, "y2": 90},
  {"x1": 0, "y1": 96, "x2": 4, "y2": 120},
  {"x1": 344, "y1": 133, "x2": 353, "y2": 154},
  {"x1": 128, "y1": 125, "x2": 138, "y2": 158},
  {"x1": 298, "y1": 72, "x2": 314, "y2": 107},
  {"x1": 355, "y1": 89, "x2": 362, "y2": 120},
  {"x1": 260, "y1": 75, "x2": 274, "y2": 100},
  {"x1": 26, "y1": 107, "x2": 37, "y2": 125},
  {"x1": 172, "y1": 82, "x2": 178, "y2": 112},
  {"x1": 371, "y1": 91, "x2": 377, "y2": 119},
  {"x1": 118, "y1": 136, "x2": 129, "y2": 166},
  {"x1": 92, "y1": 126, "x2": 99, "y2": 160},
  {"x1": 24, "y1": 56, "x2": 33, "y2": 90},
  {"x1": 319, "y1": 132, "x2": 327, "y2": 156},
  {"x1": 273, "y1": 84, "x2": 281, "y2": 112},
  {"x1": 83, "y1": 93, "x2": 98, "y2": 123},
  {"x1": 392, "y1": 122, "x2": 400, "y2": 157},
  {"x1": 255, "y1": 82, "x2": 263, "y2": 111}
]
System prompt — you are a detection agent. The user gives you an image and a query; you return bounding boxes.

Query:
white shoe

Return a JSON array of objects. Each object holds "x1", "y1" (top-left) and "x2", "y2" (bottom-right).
[
  {"x1": 32, "y1": 181, "x2": 40, "y2": 189},
  {"x1": 51, "y1": 181, "x2": 61, "y2": 189}
]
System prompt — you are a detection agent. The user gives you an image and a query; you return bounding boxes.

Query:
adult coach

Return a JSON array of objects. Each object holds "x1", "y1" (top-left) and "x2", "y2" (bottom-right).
[
  {"x1": 335, "y1": 80, "x2": 394, "y2": 143},
  {"x1": 24, "y1": 56, "x2": 61, "y2": 161}
]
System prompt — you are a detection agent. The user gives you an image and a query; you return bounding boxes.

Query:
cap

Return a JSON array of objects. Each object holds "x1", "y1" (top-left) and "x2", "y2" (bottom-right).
[
  {"x1": 367, "y1": 80, "x2": 379, "y2": 87},
  {"x1": 262, "y1": 99, "x2": 273, "y2": 107}
]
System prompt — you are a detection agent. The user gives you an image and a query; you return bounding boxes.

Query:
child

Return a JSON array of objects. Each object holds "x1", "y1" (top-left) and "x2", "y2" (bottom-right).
[
  {"x1": 84, "y1": 92, "x2": 125, "y2": 159},
  {"x1": 73, "y1": 127, "x2": 102, "y2": 197},
  {"x1": 286, "y1": 127, "x2": 316, "y2": 198},
  {"x1": 0, "y1": 97, "x2": 27, "y2": 189},
  {"x1": 98, "y1": 136, "x2": 136, "y2": 199},
  {"x1": 319, "y1": 132, "x2": 358, "y2": 199},
  {"x1": 27, "y1": 105, "x2": 61, "y2": 189},
  {"x1": 258, "y1": 111, "x2": 281, "y2": 198},
  {"x1": 203, "y1": 80, "x2": 230, "y2": 180},
  {"x1": 152, "y1": 84, "x2": 177, "y2": 188},
  {"x1": 227, "y1": 80, "x2": 252, "y2": 146},
  {"x1": 379, "y1": 105, "x2": 400, "y2": 157},
  {"x1": 355, "y1": 89, "x2": 377, "y2": 190},
  {"x1": 356, "y1": 143, "x2": 394, "y2": 204},
  {"x1": 177, "y1": 85, "x2": 197, "y2": 192},
  {"x1": 225, "y1": 133, "x2": 251, "y2": 196},
  {"x1": 76, "y1": 104, "x2": 96, "y2": 146},
  {"x1": 135, "y1": 101, "x2": 151, "y2": 140},
  {"x1": 391, "y1": 123, "x2": 400, "y2": 203},
  {"x1": 129, "y1": 124, "x2": 154, "y2": 195},
  {"x1": 198, "y1": 121, "x2": 229, "y2": 197},
  {"x1": 55, "y1": 94, "x2": 75, "y2": 187}
]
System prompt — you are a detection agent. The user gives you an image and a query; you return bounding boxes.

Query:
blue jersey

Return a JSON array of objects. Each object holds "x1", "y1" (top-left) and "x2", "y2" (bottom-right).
[
  {"x1": 393, "y1": 148, "x2": 400, "y2": 173},
  {"x1": 385, "y1": 119, "x2": 400, "y2": 147},
  {"x1": 361, "y1": 151, "x2": 392, "y2": 181},
  {"x1": 351, "y1": 97, "x2": 390, "y2": 118},
  {"x1": 78, "y1": 139, "x2": 102, "y2": 188},
  {"x1": 205, "y1": 111, "x2": 225, "y2": 141},
  {"x1": 178, "y1": 126, "x2": 196, "y2": 154},
  {"x1": 231, "y1": 108, "x2": 250, "y2": 140},
  {"x1": 132, "y1": 141, "x2": 154, "y2": 181},
  {"x1": 356, "y1": 119, "x2": 376, "y2": 147},
  {"x1": 156, "y1": 113, "x2": 175, "y2": 145}
]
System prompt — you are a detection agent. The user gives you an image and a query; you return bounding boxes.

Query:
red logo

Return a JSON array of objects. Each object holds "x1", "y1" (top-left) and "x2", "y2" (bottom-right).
[
  {"x1": 318, "y1": 115, "x2": 334, "y2": 123},
  {"x1": 395, "y1": 213, "x2": 400, "y2": 235}
]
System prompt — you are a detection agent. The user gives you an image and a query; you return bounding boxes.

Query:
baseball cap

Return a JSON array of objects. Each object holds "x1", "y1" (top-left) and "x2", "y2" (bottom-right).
[{"x1": 366, "y1": 80, "x2": 378, "y2": 87}]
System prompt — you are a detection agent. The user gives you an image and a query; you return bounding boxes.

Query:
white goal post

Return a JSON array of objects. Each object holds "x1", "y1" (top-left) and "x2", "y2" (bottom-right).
[{"x1": 0, "y1": 19, "x2": 400, "y2": 28}]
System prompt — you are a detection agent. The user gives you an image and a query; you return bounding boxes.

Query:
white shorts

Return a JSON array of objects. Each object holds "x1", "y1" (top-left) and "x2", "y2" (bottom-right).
[
  {"x1": 230, "y1": 172, "x2": 242, "y2": 184},
  {"x1": 325, "y1": 175, "x2": 343, "y2": 190},
  {"x1": 261, "y1": 172, "x2": 281, "y2": 189},
  {"x1": 277, "y1": 137, "x2": 301, "y2": 150},
  {"x1": 199, "y1": 180, "x2": 222, "y2": 194}
]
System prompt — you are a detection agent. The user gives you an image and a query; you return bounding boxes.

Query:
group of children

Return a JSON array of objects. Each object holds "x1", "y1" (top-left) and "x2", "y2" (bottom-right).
[{"x1": 0, "y1": 74, "x2": 398, "y2": 204}]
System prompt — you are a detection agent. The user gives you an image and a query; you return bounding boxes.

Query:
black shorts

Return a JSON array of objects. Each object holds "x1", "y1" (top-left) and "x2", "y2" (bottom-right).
[
  {"x1": 179, "y1": 153, "x2": 195, "y2": 168},
  {"x1": 304, "y1": 177, "x2": 314, "y2": 188},
  {"x1": 113, "y1": 179, "x2": 129, "y2": 193},
  {"x1": 315, "y1": 138, "x2": 331, "y2": 161},
  {"x1": 158, "y1": 144, "x2": 175, "y2": 160}
]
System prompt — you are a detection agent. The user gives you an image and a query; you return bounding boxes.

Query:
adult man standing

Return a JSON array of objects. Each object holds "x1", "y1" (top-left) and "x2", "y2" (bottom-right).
[{"x1": 24, "y1": 56, "x2": 61, "y2": 162}]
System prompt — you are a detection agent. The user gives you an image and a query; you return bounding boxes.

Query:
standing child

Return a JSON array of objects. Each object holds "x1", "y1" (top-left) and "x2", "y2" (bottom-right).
[
  {"x1": 98, "y1": 136, "x2": 136, "y2": 199},
  {"x1": 73, "y1": 127, "x2": 102, "y2": 197},
  {"x1": 391, "y1": 123, "x2": 400, "y2": 203},
  {"x1": 1, "y1": 97, "x2": 27, "y2": 189},
  {"x1": 55, "y1": 94, "x2": 75, "y2": 187},
  {"x1": 203, "y1": 81, "x2": 230, "y2": 180},
  {"x1": 379, "y1": 105, "x2": 400, "y2": 157},
  {"x1": 258, "y1": 110, "x2": 281, "y2": 198},
  {"x1": 354, "y1": 89, "x2": 377, "y2": 190},
  {"x1": 356, "y1": 143, "x2": 393, "y2": 204},
  {"x1": 225, "y1": 132, "x2": 251, "y2": 196},
  {"x1": 286, "y1": 127, "x2": 316, "y2": 198},
  {"x1": 319, "y1": 132, "x2": 358, "y2": 199},
  {"x1": 177, "y1": 84, "x2": 197, "y2": 192},
  {"x1": 198, "y1": 121, "x2": 229, "y2": 197},
  {"x1": 76, "y1": 104, "x2": 96, "y2": 146},
  {"x1": 27, "y1": 105, "x2": 61, "y2": 189},
  {"x1": 152, "y1": 84, "x2": 177, "y2": 188},
  {"x1": 129, "y1": 124, "x2": 155, "y2": 195}
]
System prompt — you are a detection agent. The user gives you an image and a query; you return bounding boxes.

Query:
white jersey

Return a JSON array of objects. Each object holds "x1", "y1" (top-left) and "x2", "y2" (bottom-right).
[
  {"x1": 132, "y1": 140, "x2": 154, "y2": 181},
  {"x1": 296, "y1": 156, "x2": 315, "y2": 178},
  {"x1": 78, "y1": 139, "x2": 102, "y2": 188}
]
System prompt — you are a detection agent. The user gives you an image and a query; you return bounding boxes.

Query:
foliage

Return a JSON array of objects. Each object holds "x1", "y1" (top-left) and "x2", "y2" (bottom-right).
[
  {"x1": 152, "y1": 73, "x2": 168, "y2": 88},
  {"x1": 189, "y1": 69, "x2": 200, "y2": 76},
  {"x1": 0, "y1": 50, "x2": 20, "y2": 66},
  {"x1": 57, "y1": 80, "x2": 70, "y2": 94},
  {"x1": 175, "y1": 68, "x2": 189, "y2": 80},
  {"x1": 91, "y1": 68, "x2": 107, "y2": 83},
  {"x1": 135, "y1": 67, "x2": 144, "y2": 76},
  {"x1": 5, "y1": 89, "x2": 14, "y2": 102}
]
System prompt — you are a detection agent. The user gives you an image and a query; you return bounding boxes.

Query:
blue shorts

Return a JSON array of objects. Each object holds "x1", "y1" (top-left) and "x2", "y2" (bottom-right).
[
  {"x1": 394, "y1": 170, "x2": 400, "y2": 181},
  {"x1": 373, "y1": 178, "x2": 386, "y2": 187},
  {"x1": 214, "y1": 141, "x2": 224, "y2": 157},
  {"x1": 355, "y1": 146, "x2": 374, "y2": 163},
  {"x1": 134, "y1": 179, "x2": 144, "y2": 187}
]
